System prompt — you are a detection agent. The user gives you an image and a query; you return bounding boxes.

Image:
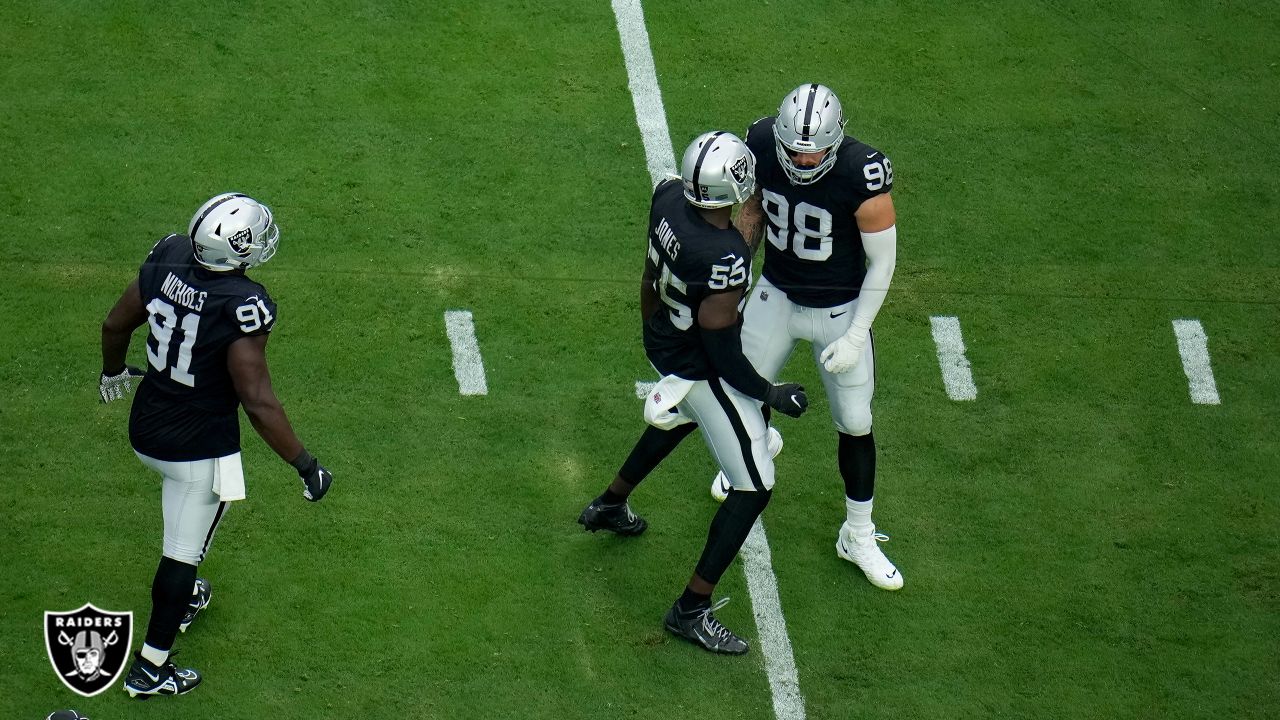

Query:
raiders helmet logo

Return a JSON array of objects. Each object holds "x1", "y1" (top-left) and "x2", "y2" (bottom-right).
[
  {"x1": 730, "y1": 155, "x2": 748, "y2": 184},
  {"x1": 226, "y1": 227, "x2": 254, "y2": 256},
  {"x1": 44, "y1": 604, "x2": 133, "y2": 697}
]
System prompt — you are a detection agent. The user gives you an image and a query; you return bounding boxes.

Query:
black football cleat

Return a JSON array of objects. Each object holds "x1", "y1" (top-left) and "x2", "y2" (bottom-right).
[
  {"x1": 577, "y1": 498, "x2": 648, "y2": 536},
  {"x1": 179, "y1": 577, "x2": 211, "y2": 633},
  {"x1": 664, "y1": 598, "x2": 749, "y2": 655},
  {"x1": 123, "y1": 652, "x2": 202, "y2": 699}
]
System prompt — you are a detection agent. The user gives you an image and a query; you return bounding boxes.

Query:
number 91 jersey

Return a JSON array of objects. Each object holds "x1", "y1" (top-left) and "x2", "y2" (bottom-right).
[
  {"x1": 129, "y1": 233, "x2": 278, "y2": 462},
  {"x1": 746, "y1": 116, "x2": 893, "y2": 308}
]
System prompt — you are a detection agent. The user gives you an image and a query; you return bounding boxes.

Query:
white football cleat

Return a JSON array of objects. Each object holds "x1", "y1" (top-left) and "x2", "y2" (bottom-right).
[
  {"x1": 836, "y1": 523, "x2": 903, "y2": 590},
  {"x1": 711, "y1": 427, "x2": 783, "y2": 502}
]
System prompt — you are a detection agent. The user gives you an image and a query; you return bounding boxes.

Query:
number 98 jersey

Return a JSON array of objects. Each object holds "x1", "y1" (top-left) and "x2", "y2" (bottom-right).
[
  {"x1": 746, "y1": 116, "x2": 893, "y2": 309},
  {"x1": 129, "y1": 233, "x2": 278, "y2": 462},
  {"x1": 643, "y1": 179, "x2": 752, "y2": 380}
]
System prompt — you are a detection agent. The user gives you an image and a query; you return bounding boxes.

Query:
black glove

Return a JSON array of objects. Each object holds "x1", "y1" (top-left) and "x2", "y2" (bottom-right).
[
  {"x1": 99, "y1": 365, "x2": 145, "y2": 403},
  {"x1": 290, "y1": 449, "x2": 333, "y2": 502},
  {"x1": 764, "y1": 383, "x2": 808, "y2": 418}
]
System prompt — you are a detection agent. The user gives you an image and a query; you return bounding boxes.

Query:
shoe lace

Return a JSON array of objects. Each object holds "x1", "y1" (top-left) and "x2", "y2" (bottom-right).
[
  {"x1": 872, "y1": 532, "x2": 889, "y2": 543},
  {"x1": 699, "y1": 597, "x2": 737, "y2": 642}
]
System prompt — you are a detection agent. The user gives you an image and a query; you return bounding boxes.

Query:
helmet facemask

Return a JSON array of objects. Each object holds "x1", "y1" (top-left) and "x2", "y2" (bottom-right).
[{"x1": 773, "y1": 84, "x2": 846, "y2": 185}]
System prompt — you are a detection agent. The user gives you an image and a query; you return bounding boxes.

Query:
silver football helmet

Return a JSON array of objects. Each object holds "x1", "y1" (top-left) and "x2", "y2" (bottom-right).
[
  {"x1": 678, "y1": 131, "x2": 756, "y2": 209},
  {"x1": 774, "y1": 83, "x2": 846, "y2": 185},
  {"x1": 188, "y1": 193, "x2": 280, "y2": 271}
]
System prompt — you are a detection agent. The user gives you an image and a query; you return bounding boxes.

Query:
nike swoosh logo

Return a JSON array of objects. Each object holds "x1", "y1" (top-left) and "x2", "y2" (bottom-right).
[
  {"x1": 790, "y1": 394, "x2": 800, "y2": 405},
  {"x1": 142, "y1": 667, "x2": 159, "y2": 682},
  {"x1": 720, "y1": 254, "x2": 737, "y2": 261},
  {"x1": 887, "y1": 570, "x2": 898, "y2": 578},
  {"x1": 866, "y1": 152, "x2": 878, "y2": 158},
  {"x1": 830, "y1": 311, "x2": 847, "y2": 318}
]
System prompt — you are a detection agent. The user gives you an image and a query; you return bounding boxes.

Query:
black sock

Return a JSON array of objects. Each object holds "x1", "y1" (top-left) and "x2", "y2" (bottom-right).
[
  {"x1": 677, "y1": 587, "x2": 711, "y2": 613},
  {"x1": 600, "y1": 488, "x2": 626, "y2": 505},
  {"x1": 694, "y1": 488, "x2": 772, "y2": 585},
  {"x1": 144, "y1": 556, "x2": 198, "y2": 652},
  {"x1": 838, "y1": 431, "x2": 875, "y2": 502},
  {"x1": 618, "y1": 423, "x2": 697, "y2": 486}
]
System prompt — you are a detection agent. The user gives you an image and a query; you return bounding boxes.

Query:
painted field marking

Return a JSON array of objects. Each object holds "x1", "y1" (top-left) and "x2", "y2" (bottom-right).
[
  {"x1": 635, "y1": 380, "x2": 655, "y2": 399},
  {"x1": 611, "y1": 2, "x2": 805, "y2": 718},
  {"x1": 610, "y1": 0, "x2": 675, "y2": 186},
  {"x1": 443, "y1": 310, "x2": 488, "y2": 396},
  {"x1": 1172, "y1": 319, "x2": 1221, "y2": 405},
  {"x1": 930, "y1": 315, "x2": 978, "y2": 401}
]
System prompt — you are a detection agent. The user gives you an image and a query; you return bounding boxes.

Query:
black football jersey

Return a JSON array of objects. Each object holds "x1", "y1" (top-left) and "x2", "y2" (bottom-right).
[
  {"x1": 129, "y1": 234, "x2": 277, "y2": 461},
  {"x1": 643, "y1": 179, "x2": 752, "y2": 379},
  {"x1": 746, "y1": 116, "x2": 893, "y2": 308}
]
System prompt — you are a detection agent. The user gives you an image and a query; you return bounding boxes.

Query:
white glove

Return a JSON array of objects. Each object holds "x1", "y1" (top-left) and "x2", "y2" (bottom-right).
[
  {"x1": 99, "y1": 365, "x2": 144, "y2": 403},
  {"x1": 820, "y1": 328, "x2": 868, "y2": 374}
]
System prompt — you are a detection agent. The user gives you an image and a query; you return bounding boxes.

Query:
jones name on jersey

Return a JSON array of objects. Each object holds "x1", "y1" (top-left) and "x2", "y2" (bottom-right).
[
  {"x1": 643, "y1": 179, "x2": 751, "y2": 380},
  {"x1": 746, "y1": 116, "x2": 893, "y2": 308}
]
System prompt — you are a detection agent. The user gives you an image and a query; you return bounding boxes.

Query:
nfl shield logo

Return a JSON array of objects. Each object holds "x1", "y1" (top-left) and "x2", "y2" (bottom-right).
[{"x1": 44, "y1": 603, "x2": 133, "y2": 697}]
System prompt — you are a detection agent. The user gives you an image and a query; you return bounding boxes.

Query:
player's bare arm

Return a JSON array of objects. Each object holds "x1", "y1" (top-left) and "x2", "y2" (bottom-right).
[
  {"x1": 854, "y1": 192, "x2": 896, "y2": 233},
  {"x1": 227, "y1": 334, "x2": 304, "y2": 463},
  {"x1": 100, "y1": 278, "x2": 147, "y2": 373},
  {"x1": 733, "y1": 191, "x2": 766, "y2": 254}
]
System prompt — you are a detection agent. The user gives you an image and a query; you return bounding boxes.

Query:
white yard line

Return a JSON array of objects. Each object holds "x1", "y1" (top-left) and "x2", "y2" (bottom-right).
[
  {"x1": 635, "y1": 380, "x2": 656, "y2": 399},
  {"x1": 742, "y1": 520, "x2": 806, "y2": 720},
  {"x1": 930, "y1": 315, "x2": 978, "y2": 401},
  {"x1": 1171, "y1": 319, "x2": 1221, "y2": 405},
  {"x1": 611, "y1": 3, "x2": 805, "y2": 718},
  {"x1": 610, "y1": 0, "x2": 676, "y2": 186},
  {"x1": 443, "y1": 310, "x2": 488, "y2": 396}
]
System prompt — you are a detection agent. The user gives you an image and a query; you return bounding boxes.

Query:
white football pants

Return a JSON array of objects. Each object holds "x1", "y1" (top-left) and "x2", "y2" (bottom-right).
[
  {"x1": 135, "y1": 452, "x2": 235, "y2": 565},
  {"x1": 740, "y1": 276, "x2": 875, "y2": 436},
  {"x1": 678, "y1": 377, "x2": 775, "y2": 493}
]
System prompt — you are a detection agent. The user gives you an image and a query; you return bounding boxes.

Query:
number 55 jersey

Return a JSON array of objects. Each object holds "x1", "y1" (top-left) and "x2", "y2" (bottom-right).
[
  {"x1": 746, "y1": 116, "x2": 893, "y2": 309},
  {"x1": 129, "y1": 233, "x2": 278, "y2": 461},
  {"x1": 642, "y1": 179, "x2": 752, "y2": 380}
]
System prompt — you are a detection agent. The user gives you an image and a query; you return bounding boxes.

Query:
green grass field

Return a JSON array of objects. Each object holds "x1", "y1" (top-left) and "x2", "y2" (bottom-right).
[{"x1": 2, "y1": 1, "x2": 1277, "y2": 718}]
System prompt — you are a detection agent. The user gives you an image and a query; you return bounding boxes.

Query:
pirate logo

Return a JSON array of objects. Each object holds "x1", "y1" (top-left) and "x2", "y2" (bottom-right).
[
  {"x1": 730, "y1": 155, "x2": 749, "y2": 185},
  {"x1": 226, "y1": 227, "x2": 254, "y2": 256},
  {"x1": 44, "y1": 603, "x2": 132, "y2": 697}
]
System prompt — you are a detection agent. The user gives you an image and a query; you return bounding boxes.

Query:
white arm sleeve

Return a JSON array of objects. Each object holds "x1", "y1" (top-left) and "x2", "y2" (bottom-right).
[{"x1": 848, "y1": 224, "x2": 897, "y2": 334}]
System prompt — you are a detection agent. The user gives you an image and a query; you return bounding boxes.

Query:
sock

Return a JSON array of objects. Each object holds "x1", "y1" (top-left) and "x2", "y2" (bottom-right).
[
  {"x1": 693, "y1": 489, "x2": 772, "y2": 584},
  {"x1": 838, "y1": 431, "x2": 875, "y2": 501},
  {"x1": 677, "y1": 587, "x2": 711, "y2": 613},
  {"x1": 600, "y1": 488, "x2": 626, "y2": 505},
  {"x1": 845, "y1": 496, "x2": 875, "y2": 538},
  {"x1": 144, "y1": 556, "x2": 198, "y2": 655},
  {"x1": 140, "y1": 643, "x2": 169, "y2": 666},
  {"x1": 618, "y1": 424, "x2": 697, "y2": 486}
]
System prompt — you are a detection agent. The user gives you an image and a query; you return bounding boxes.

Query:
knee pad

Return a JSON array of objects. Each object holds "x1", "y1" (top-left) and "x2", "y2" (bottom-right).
[{"x1": 834, "y1": 407, "x2": 873, "y2": 436}]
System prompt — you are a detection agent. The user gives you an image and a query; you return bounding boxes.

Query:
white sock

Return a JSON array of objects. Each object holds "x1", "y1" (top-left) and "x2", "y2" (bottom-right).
[
  {"x1": 845, "y1": 497, "x2": 875, "y2": 537},
  {"x1": 141, "y1": 643, "x2": 169, "y2": 666}
]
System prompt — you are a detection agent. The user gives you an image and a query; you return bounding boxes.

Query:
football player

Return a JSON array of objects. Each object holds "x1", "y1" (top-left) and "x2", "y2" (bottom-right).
[
  {"x1": 578, "y1": 132, "x2": 808, "y2": 655},
  {"x1": 99, "y1": 193, "x2": 334, "y2": 697},
  {"x1": 708, "y1": 83, "x2": 903, "y2": 590}
]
